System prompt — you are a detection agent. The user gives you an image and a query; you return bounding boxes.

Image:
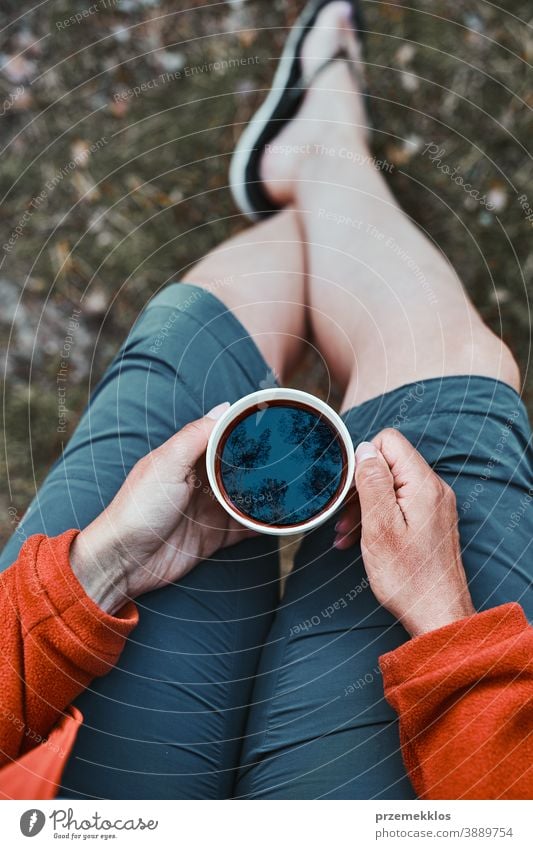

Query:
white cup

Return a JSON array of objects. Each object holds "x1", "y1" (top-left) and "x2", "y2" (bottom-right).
[{"x1": 206, "y1": 387, "x2": 355, "y2": 536}]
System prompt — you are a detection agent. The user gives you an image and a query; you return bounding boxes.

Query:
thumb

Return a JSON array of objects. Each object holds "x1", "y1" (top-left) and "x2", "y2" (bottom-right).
[
  {"x1": 166, "y1": 401, "x2": 230, "y2": 474},
  {"x1": 355, "y1": 441, "x2": 402, "y2": 529}
]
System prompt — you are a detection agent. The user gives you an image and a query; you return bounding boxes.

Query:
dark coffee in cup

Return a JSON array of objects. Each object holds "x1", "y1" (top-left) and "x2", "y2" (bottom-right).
[{"x1": 214, "y1": 400, "x2": 348, "y2": 528}]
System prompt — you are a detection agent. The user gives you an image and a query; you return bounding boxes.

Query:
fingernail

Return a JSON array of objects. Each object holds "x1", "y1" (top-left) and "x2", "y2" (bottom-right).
[
  {"x1": 355, "y1": 441, "x2": 378, "y2": 464},
  {"x1": 206, "y1": 401, "x2": 230, "y2": 420}
]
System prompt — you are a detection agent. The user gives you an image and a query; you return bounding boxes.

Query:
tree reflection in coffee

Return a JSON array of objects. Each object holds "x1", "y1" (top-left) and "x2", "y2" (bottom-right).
[{"x1": 216, "y1": 402, "x2": 347, "y2": 527}]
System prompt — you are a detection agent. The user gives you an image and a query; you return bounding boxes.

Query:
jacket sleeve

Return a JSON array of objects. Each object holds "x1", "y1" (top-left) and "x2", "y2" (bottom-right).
[
  {"x1": 0, "y1": 530, "x2": 138, "y2": 767},
  {"x1": 380, "y1": 603, "x2": 533, "y2": 799}
]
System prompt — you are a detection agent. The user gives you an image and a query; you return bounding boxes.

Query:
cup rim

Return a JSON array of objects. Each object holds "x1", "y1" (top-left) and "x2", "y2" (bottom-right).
[{"x1": 206, "y1": 388, "x2": 355, "y2": 536}]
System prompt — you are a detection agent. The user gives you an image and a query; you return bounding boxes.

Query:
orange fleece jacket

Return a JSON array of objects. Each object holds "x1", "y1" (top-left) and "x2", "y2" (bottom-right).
[
  {"x1": 380, "y1": 603, "x2": 533, "y2": 799},
  {"x1": 0, "y1": 530, "x2": 138, "y2": 797},
  {"x1": 0, "y1": 530, "x2": 531, "y2": 799}
]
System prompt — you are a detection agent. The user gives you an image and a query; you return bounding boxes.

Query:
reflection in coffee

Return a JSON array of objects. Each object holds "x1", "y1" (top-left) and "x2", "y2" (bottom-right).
[{"x1": 216, "y1": 402, "x2": 346, "y2": 527}]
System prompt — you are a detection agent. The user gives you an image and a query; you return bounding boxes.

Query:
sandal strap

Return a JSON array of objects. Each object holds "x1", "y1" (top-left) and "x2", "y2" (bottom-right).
[
  {"x1": 277, "y1": 51, "x2": 369, "y2": 146},
  {"x1": 298, "y1": 49, "x2": 365, "y2": 92},
  {"x1": 299, "y1": 49, "x2": 349, "y2": 89}
]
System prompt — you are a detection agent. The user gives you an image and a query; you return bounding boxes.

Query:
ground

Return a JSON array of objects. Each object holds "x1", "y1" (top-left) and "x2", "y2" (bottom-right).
[{"x1": 1, "y1": 0, "x2": 532, "y2": 549}]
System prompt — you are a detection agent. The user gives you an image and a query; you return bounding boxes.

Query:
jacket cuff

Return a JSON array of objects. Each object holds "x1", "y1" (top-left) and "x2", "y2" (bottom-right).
[
  {"x1": 21, "y1": 530, "x2": 138, "y2": 662},
  {"x1": 379, "y1": 603, "x2": 528, "y2": 688}
]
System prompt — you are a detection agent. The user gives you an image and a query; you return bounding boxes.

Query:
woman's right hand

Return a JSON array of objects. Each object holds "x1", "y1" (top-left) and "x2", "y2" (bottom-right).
[
  {"x1": 70, "y1": 403, "x2": 256, "y2": 615},
  {"x1": 348, "y1": 428, "x2": 475, "y2": 637}
]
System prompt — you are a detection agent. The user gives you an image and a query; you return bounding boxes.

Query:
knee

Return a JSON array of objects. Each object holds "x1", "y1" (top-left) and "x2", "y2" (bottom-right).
[
  {"x1": 449, "y1": 326, "x2": 521, "y2": 393},
  {"x1": 499, "y1": 339, "x2": 521, "y2": 392},
  {"x1": 470, "y1": 332, "x2": 521, "y2": 393}
]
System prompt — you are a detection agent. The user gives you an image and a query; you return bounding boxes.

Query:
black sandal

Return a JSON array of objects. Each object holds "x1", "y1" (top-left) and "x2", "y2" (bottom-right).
[{"x1": 229, "y1": 0, "x2": 367, "y2": 221}]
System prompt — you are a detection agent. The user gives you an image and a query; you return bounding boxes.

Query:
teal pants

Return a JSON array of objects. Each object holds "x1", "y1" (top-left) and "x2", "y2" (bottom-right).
[{"x1": 1, "y1": 285, "x2": 531, "y2": 799}]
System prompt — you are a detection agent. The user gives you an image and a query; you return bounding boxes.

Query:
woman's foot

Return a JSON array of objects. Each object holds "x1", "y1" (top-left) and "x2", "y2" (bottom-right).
[{"x1": 260, "y1": 1, "x2": 369, "y2": 208}]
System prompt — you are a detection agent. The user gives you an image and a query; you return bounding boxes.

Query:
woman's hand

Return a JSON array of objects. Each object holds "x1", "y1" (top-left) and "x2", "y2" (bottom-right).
[
  {"x1": 70, "y1": 402, "x2": 255, "y2": 615},
  {"x1": 338, "y1": 428, "x2": 475, "y2": 637}
]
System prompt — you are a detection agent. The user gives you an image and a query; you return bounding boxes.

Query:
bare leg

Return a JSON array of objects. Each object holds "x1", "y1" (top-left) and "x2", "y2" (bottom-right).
[
  {"x1": 261, "y1": 4, "x2": 520, "y2": 407},
  {"x1": 183, "y1": 209, "x2": 307, "y2": 382}
]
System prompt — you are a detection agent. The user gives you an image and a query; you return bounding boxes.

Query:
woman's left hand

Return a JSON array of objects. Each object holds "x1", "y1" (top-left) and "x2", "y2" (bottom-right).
[
  {"x1": 335, "y1": 428, "x2": 474, "y2": 636},
  {"x1": 70, "y1": 402, "x2": 256, "y2": 614}
]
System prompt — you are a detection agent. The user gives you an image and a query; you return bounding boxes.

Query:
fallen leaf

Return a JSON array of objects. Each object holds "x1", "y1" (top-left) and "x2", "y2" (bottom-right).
[
  {"x1": 83, "y1": 288, "x2": 109, "y2": 317},
  {"x1": 400, "y1": 70, "x2": 419, "y2": 92},
  {"x1": 71, "y1": 171, "x2": 100, "y2": 202},
  {"x1": 487, "y1": 184, "x2": 508, "y2": 212},
  {"x1": 238, "y1": 29, "x2": 258, "y2": 48},
  {"x1": 0, "y1": 53, "x2": 36, "y2": 83},
  {"x1": 70, "y1": 139, "x2": 91, "y2": 168},
  {"x1": 386, "y1": 134, "x2": 422, "y2": 165},
  {"x1": 490, "y1": 287, "x2": 510, "y2": 304},
  {"x1": 112, "y1": 26, "x2": 131, "y2": 44},
  {"x1": 109, "y1": 96, "x2": 129, "y2": 118},
  {"x1": 395, "y1": 44, "x2": 416, "y2": 67},
  {"x1": 155, "y1": 50, "x2": 186, "y2": 73},
  {"x1": 50, "y1": 241, "x2": 74, "y2": 277}
]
